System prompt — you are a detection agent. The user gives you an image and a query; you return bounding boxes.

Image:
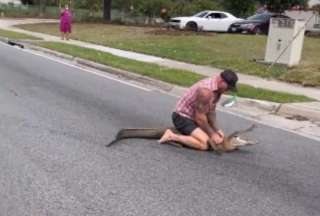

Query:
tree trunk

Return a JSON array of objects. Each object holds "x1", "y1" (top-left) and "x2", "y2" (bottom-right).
[
  {"x1": 39, "y1": 0, "x2": 47, "y2": 17},
  {"x1": 103, "y1": 0, "x2": 112, "y2": 21}
]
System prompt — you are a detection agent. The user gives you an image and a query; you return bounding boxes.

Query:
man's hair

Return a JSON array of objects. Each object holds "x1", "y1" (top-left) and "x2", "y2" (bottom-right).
[{"x1": 220, "y1": 70, "x2": 238, "y2": 91}]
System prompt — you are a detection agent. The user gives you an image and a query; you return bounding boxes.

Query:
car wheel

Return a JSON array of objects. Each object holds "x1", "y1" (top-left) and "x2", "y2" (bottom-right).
[
  {"x1": 186, "y1": 22, "x2": 198, "y2": 32},
  {"x1": 305, "y1": 31, "x2": 311, "y2": 36},
  {"x1": 227, "y1": 27, "x2": 233, "y2": 33},
  {"x1": 254, "y1": 27, "x2": 263, "y2": 35}
]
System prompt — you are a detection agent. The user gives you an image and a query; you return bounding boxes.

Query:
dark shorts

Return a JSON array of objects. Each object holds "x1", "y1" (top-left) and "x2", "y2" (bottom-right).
[{"x1": 172, "y1": 112, "x2": 198, "y2": 135}]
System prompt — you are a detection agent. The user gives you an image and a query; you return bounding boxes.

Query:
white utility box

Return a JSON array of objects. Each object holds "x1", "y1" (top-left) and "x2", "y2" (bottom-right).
[{"x1": 265, "y1": 18, "x2": 305, "y2": 67}]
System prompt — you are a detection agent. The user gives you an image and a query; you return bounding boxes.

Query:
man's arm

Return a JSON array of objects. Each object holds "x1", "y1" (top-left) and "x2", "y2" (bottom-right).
[
  {"x1": 193, "y1": 88, "x2": 223, "y2": 145},
  {"x1": 208, "y1": 110, "x2": 225, "y2": 139},
  {"x1": 208, "y1": 110, "x2": 218, "y2": 132},
  {"x1": 193, "y1": 88, "x2": 217, "y2": 136}
]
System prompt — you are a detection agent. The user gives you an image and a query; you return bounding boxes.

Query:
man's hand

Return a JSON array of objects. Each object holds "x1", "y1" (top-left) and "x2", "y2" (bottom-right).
[
  {"x1": 211, "y1": 131, "x2": 224, "y2": 145},
  {"x1": 217, "y1": 130, "x2": 224, "y2": 139}
]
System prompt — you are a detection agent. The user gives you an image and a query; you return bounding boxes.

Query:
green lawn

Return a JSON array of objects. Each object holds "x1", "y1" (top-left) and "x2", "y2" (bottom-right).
[
  {"x1": 17, "y1": 23, "x2": 320, "y2": 87},
  {"x1": 38, "y1": 42, "x2": 313, "y2": 103},
  {"x1": 0, "y1": 29, "x2": 41, "y2": 40}
]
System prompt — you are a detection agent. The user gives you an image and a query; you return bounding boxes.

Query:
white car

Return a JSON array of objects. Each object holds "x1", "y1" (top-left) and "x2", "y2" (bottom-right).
[{"x1": 168, "y1": 10, "x2": 243, "y2": 32}]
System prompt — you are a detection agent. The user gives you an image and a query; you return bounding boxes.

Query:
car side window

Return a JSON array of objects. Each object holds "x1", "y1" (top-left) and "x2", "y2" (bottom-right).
[
  {"x1": 207, "y1": 13, "x2": 227, "y2": 19},
  {"x1": 271, "y1": 15, "x2": 286, "y2": 18},
  {"x1": 207, "y1": 13, "x2": 215, "y2": 19},
  {"x1": 219, "y1": 13, "x2": 228, "y2": 19}
]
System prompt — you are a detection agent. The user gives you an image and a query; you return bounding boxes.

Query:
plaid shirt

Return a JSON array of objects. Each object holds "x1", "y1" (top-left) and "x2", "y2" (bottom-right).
[{"x1": 175, "y1": 76, "x2": 221, "y2": 120}]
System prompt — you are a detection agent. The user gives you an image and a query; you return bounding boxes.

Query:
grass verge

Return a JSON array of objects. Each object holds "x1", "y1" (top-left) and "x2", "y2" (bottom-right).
[
  {"x1": 37, "y1": 42, "x2": 314, "y2": 103},
  {"x1": 0, "y1": 29, "x2": 41, "y2": 40},
  {"x1": 18, "y1": 23, "x2": 320, "y2": 87}
]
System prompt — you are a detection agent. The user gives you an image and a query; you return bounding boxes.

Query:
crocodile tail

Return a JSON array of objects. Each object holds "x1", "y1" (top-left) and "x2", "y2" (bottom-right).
[
  {"x1": 106, "y1": 127, "x2": 177, "y2": 147},
  {"x1": 116, "y1": 128, "x2": 168, "y2": 139}
]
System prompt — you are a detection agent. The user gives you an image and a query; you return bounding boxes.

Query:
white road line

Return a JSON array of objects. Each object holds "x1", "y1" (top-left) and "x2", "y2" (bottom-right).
[
  {"x1": 24, "y1": 49, "x2": 152, "y2": 92},
  {"x1": 0, "y1": 42, "x2": 151, "y2": 92}
]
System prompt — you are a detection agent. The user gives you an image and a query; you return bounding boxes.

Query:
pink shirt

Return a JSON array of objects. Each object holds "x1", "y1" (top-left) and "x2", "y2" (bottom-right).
[{"x1": 175, "y1": 76, "x2": 221, "y2": 119}]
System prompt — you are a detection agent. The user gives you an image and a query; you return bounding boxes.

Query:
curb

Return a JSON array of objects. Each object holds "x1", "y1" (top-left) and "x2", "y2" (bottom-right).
[
  {"x1": 29, "y1": 45, "x2": 282, "y2": 114},
  {"x1": 75, "y1": 58, "x2": 174, "y2": 92},
  {"x1": 0, "y1": 37, "x2": 8, "y2": 43},
  {"x1": 276, "y1": 102, "x2": 320, "y2": 122},
  {"x1": 27, "y1": 44, "x2": 75, "y2": 61},
  {"x1": 27, "y1": 44, "x2": 174, "y2": 92},
  {"x1": 3, "y1": 39, "x2": 319, "y2": 122},
  {"x1": 234, "y1": 97, "x2": 280, "y2": 113},
  {"x1": 0, "y1": 35, "x2": 42, "y2": 44}
]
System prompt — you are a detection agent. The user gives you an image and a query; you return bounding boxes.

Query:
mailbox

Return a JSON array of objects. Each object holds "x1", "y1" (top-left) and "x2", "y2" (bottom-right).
[{"x1": 265, "y1": 18, "x2": 305, "y2": 67}]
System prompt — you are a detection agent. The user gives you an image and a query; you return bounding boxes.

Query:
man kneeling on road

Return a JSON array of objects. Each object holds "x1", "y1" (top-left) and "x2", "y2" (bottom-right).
[{"x1": 159, "y1": 69, "x2": 238, "y2": 150}]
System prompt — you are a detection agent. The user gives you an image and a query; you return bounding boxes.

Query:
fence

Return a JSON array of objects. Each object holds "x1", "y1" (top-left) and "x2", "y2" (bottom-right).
[
  {"x1": 0, "y1": 3, "x2": 103, "y2": 22},
  {"x1": 0, "y1": 3, "x2": 165, "y2": 25}
]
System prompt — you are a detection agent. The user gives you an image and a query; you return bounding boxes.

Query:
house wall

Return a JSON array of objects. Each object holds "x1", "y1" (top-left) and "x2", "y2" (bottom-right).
[
  {"x1": 0, "y1": 0, "x2": 21, "y2": 5},
  {"x1": 309, "y1": 0, "x2": 320, "y2": 7},
  {"x1": 285, "y1": 10, "x2": 320, "y2": 31}
]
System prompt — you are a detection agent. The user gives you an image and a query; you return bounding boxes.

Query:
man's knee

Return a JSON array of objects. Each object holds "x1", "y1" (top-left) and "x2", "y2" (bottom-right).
[
  {"x1": 197, "y1": 137, "x2": 210, "y2": 150},
  {"x1": 191, "y1": 128, "x2": 209, "y2": 150},
  {"x1": 198, "y1": 141, "x2": 209, "y2": 151}
]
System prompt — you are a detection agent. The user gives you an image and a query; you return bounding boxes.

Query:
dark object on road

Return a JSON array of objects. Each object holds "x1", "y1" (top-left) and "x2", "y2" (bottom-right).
[
  {"x1": 7, "y1": 40, "x2": 24, "y2": 49},
  {"x1": 229, "y1": 13, "x2": 290, "y2": 35},
  {"x1": 285, "y1": 115, "x2": 309, "y2": 121},
  {"x1": 107, "y1": 124, "x2": 257, "y2": 154}
]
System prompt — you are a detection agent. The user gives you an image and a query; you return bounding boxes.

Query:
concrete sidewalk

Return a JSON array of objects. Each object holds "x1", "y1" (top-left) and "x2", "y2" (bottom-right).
[{"x1": 0, "y1": 18, "x2": 319, "y2": 123}]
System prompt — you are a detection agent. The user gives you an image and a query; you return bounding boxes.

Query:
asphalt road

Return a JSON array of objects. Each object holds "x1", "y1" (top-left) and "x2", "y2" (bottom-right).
[{"x1": 0, "y1": 42, "x2": 320, "y2": 216}]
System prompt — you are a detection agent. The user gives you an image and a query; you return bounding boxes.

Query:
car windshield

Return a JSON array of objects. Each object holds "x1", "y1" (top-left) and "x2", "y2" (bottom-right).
[
  {"x1": 247, "y1": 13, "x2": 271, "y2": 21},
  {"x1": 193, "y1": 11, "x2": 209, "y2": 18}
]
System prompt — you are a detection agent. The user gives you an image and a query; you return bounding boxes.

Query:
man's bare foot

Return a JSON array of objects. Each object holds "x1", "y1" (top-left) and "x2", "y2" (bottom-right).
[{"x1": 158, "y1": 129, "x2": 175, "y2": 144}]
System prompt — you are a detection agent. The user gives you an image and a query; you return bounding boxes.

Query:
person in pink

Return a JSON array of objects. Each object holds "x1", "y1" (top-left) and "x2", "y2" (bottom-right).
[
  {"x1": 60, "y1": 4, "x2": 72, "y2": 40},
  {"x1": 159, "y1": 70, "x2": 238, "y2": 151}
]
